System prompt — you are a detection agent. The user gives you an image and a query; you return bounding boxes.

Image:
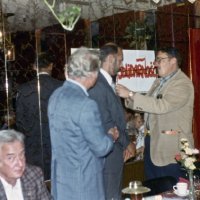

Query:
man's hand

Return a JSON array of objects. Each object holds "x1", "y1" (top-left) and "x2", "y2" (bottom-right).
[
  {"x1": 108, "y1": 126, "x2": 119, "y2": 142},
  {"x1": 123, "y1": 142, "x2": 136, "y2": 162},
  {"x1": 116, "y1": 84, "x2": 131, "y2": 98}
]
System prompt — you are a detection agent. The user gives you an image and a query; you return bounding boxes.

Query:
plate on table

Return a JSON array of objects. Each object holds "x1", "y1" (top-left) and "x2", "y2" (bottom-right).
[
  {"x1": 122, "y1": 186, "x2": 151, "y2": 194},
  {"x1": 173, "y1": 190, "x2": 189, "y2": 197}
]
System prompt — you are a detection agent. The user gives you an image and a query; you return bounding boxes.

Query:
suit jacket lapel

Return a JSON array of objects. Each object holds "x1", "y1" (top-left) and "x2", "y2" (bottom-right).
[
  {"x1": 21, "y1": 169, "x2": 35, "y2": 200},
  {"x1": 0, "y1": 181, "x2": 7, "y2": 200},
  {"x1": 98, "y1": 73, "x2": 114, "y2": 93},
  {"x1": 98, "y1": 73, "x2": 122, "y2": 104},
  {"x1": 147, "y1": 78, "x2": 160, "y2": 96}
]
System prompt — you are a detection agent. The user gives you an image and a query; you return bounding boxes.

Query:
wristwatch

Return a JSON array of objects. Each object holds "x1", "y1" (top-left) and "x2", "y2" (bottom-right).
[{"x1": 128, "y1": 91, "x2": 134, "y2": 97}]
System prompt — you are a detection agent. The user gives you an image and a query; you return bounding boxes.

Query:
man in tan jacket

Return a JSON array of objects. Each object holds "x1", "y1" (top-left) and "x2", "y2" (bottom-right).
[{"x1": 116, "y1": 47, "x2": 194, "y2": 181}]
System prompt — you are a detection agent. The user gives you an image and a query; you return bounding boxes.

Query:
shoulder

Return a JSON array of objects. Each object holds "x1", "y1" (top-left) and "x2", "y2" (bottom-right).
[
  {"x1": 40, "y1": 75, "x2": 63, "y2": 87},
  {"x1": 172, "y1": 70, "x2": 193, "y2": 89},
  {"x1": 23, "y1": 164, "x2": 43, "y2": 181},
  {"x1": 17, "y1": 79, "x2": 37, "y2": 95},
  {"x1": 18, "y1": 79, "x2": 36, "y2": 90},
  {"x1": 89, "y1": 74, "x2": 109, "y2": 95},
  {"x1": 175, "y1": 70, "x2": 191, "y2": 81}
]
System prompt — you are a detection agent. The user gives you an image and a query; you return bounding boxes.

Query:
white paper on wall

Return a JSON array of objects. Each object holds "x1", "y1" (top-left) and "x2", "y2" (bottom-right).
[{"x1": 117, "y1": 50, "x2": 157, "y2": 93}]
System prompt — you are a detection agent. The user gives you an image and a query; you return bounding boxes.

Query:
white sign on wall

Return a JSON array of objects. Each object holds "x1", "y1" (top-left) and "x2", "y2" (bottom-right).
[
  {"x1": 71, "y1": 48, "x2": 157, "y2": 93},
  {"x1": 117, "y1": 50, "x2": 157, "y2": 92}
]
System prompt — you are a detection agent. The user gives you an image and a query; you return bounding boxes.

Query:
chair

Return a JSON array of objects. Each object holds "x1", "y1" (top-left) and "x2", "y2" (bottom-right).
[
  {"x1": 142, "y1": 176, "x2": 177, "y2": 196},
  {"x1": 122, "y1": 160, "x2": 145, "y2": 188}
]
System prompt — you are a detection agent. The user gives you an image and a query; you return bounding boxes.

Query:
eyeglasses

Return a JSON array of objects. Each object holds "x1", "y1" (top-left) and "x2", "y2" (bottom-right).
[{"x1": 154, "y1": 57, "x2": 170, "y2": 63}]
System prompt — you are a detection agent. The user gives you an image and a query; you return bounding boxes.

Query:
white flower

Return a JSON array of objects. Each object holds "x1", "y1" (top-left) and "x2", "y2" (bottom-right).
[
  {"x1": 192, "y1": 149, "x2": 199, "y2": 154},
  {"x1": 184, "y1": 157, "x2": 196, "y2": 170},
  {"x1": 181, "y1": 138, "x2": 188, "y2": 142},
  {"x1": 185, "y1": 147, "x2": 194, "y2": 155},
  {"x1": 177, "y1": 138, "x2": 199, "y2": 171}
]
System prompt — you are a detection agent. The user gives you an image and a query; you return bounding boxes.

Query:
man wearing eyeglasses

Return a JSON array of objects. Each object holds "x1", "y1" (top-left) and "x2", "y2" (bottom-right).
[{"x1": 116, "y1": 47, "x2": 194, "y2": 181}]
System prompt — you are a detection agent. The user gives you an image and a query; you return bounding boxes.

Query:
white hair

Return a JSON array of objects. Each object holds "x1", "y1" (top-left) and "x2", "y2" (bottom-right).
[
  {"x1": 66, "y1": 47, "x2": 100, "y2": 78},
  {"x1": 0, "y1": 129, "x2": 24, "y2": 149}
]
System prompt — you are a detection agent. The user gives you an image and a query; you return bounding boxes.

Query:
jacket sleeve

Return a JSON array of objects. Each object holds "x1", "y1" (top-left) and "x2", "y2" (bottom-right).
[
  {"x1": 79, "y1": 99, "x2": 114, "y2": 157},
  {"x1": 126, "y1": 78, "x2": 194, "y2": 114}
]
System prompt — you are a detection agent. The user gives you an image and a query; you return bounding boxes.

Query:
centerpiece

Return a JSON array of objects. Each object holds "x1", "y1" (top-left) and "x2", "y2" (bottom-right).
[{"x1": 175, "y1": 138, "x2": 199, "y2": 200}]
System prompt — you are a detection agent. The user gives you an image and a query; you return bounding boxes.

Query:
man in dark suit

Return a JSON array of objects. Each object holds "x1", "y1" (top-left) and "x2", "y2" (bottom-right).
[
  {"x1": 15, "y1": 52, "x2": 62, "y2": 180},
  {"x1": 0, "y1": 129, "x2": 52, "y2": 200},
  {"x1": 89, "y1": 43, "x2": 135, "y2": 200}
]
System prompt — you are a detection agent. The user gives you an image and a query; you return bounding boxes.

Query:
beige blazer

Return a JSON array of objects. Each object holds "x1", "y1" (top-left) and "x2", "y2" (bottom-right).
[{"x1": 125, "y1": 69, "x2": 194, "y2": 166}]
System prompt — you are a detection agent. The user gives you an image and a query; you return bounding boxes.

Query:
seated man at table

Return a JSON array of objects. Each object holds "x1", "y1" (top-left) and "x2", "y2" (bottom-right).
[{"x1": 0, "y1": 129, "x2": 52, "y2": 200}]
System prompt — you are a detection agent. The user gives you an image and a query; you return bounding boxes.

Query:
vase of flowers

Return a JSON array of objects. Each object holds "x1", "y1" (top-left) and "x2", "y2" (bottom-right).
[
  {"x1": 188, "y1": 169, "x2": 195, "y2": 200},
  {"x1": 175, "y1": 138, "x2": 199, "y2": 200}
]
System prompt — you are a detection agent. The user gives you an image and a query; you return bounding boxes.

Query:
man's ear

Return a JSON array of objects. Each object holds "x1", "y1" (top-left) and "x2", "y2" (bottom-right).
[
  {"x1": 108, "y1": 54, "x2": 114, "y2": 64},
  {"x1": 32, "y1": 64, "x2": 37, "y2": 71},
  {"x1": 170, "y1": 57, "x2": 177, "y2": 65},
  {"x1": 48, "y1": 63, "x2": 53, "y2": 70}
]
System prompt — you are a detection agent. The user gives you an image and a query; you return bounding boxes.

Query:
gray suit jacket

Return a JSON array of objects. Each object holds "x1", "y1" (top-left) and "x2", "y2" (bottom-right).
[
  {"x1": 48, "y1": 80, "x2": 113, "y2": 200},
  {"x1": 89, "y1": 72, "x2": 130, "y2": 173},
  {"x1": 126, "y1": 69, "x2": 194, "y2": 166},
  {"x1": 0, "y1": 164, "x2": 52, "y2": 200}
]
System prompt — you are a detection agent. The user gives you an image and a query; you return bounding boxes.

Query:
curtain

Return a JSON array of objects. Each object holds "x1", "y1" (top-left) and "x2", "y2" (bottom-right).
[{"x1": 189, "y1": 28, "x2": 200, "y2": 149}]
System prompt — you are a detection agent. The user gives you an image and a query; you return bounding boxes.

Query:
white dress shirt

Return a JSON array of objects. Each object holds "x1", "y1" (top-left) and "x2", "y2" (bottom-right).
[
  {"x1": 0, "y1": 177, "x2": 24, "y2": 200},
  {"x1": 100, "y1": 68, "x2": 113, "y2": 86},
  {"x1": 100, "y1": 68, "x2": 116, "y2": 92}
]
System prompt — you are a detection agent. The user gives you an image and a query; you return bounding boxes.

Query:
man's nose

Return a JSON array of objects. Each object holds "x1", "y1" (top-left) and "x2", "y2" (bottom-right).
[
  {"x1": 16, "y1": 156, "x2": 24, "y2": 166},
  {"x1": 153, "y1": 60, "x2": 158, "y2": 66}
]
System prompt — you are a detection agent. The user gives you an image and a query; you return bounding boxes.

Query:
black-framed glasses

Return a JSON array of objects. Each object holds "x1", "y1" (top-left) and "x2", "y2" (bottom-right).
[{"x1": 154, "y1": 57, "x2": 170, "y2": 63}]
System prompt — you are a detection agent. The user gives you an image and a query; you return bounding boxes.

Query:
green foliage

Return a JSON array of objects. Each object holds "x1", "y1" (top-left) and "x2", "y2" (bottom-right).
[{"x1": 124, "y1": 20, "x2": 154, "y2": 49}]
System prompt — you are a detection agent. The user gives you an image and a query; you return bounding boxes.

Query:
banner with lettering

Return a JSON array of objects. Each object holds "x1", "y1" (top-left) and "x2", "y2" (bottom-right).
[{"x1": 117, "y1": 50, "x2": 157, "y2": 92}]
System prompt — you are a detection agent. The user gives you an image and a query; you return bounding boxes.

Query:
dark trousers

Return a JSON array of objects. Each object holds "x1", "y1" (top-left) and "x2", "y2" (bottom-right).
[{"x1": 144, "y1": 135, "x2": 186, "y2": 181}]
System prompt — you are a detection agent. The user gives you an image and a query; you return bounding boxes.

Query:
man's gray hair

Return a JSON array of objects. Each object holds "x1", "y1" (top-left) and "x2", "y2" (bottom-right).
[
  {"x1": 66, "y1": 47, "x2": 100, "y2": 78},
  {"x1": 0, "y1": 129, "x2": 24, "y2": 147}
]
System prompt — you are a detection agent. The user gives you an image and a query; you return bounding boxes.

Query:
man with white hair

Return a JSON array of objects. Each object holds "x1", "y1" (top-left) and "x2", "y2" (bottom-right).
[
  {"x1": 48, "y1": 47, "x2": 118, "y2": 200},
  {"x1": 0, "y1": 129, "x2": 51, "y2": 200}
]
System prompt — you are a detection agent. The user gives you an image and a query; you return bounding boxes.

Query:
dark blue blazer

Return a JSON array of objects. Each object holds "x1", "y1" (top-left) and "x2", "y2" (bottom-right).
[
  {"x1": 16, "y1": 74, "x2": 63, "y2": 180},
  {"x1": 89, "y1": 72, "x2": 130, "y2": 173},
  {"x1": 48, "y1": 81, "x2": 113, "y2": 200}
]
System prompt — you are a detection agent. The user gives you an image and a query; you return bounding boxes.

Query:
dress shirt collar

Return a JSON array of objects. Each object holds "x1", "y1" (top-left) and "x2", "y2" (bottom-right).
[
  {"x1": 100, "y1": 68, "x2": 113, "y2": 86},
  {"x1": 159, "y1": 69, "x2": 179, "y2": 84},
  {"x1": 0, "y1": 176, "x2": 24, "y2": 200},
  {"x1": 38, "y1": 72, "x2": 49, "y2": 75},
  {"x1": 67, "y1": 78, "x2": 89, "y2": 96}
]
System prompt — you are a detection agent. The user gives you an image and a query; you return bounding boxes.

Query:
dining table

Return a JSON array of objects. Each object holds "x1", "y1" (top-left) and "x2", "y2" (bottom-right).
[{"x1": 127, "y1": 190, "x2": 200, "y2": 200}]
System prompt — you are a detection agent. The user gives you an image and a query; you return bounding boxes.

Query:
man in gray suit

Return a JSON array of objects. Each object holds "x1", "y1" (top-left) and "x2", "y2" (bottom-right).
[
  {"x1": 116, "y1": 47, "x2": 194, "y2": 181},
  {"x1": 89, "y1": 43, "x2": 135, "y2": 200},
  {"x1": 48, "y1": 47, "x2": 119, "y2": 200},
  {"x1": 0, "y1": 129, "x2": 51, "y2": 200}
]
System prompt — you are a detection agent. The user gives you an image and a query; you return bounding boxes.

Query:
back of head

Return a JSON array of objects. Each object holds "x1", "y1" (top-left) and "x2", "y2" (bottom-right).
[
  {"x1": 35, "y1": 52, "x2": 55, "y2": 69},
  {"x1": 100, "y1": 44, "x2": 118, "y2": 63},
  {"x1": 157, "y1": 47, "x2": 182, "y2": 67},
  {"x1": 0, "y1": 129, "x2": 24, "y2": 149},
  {"x1": 67, "y1": 47, "x2": 100, "y2": 78}
]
